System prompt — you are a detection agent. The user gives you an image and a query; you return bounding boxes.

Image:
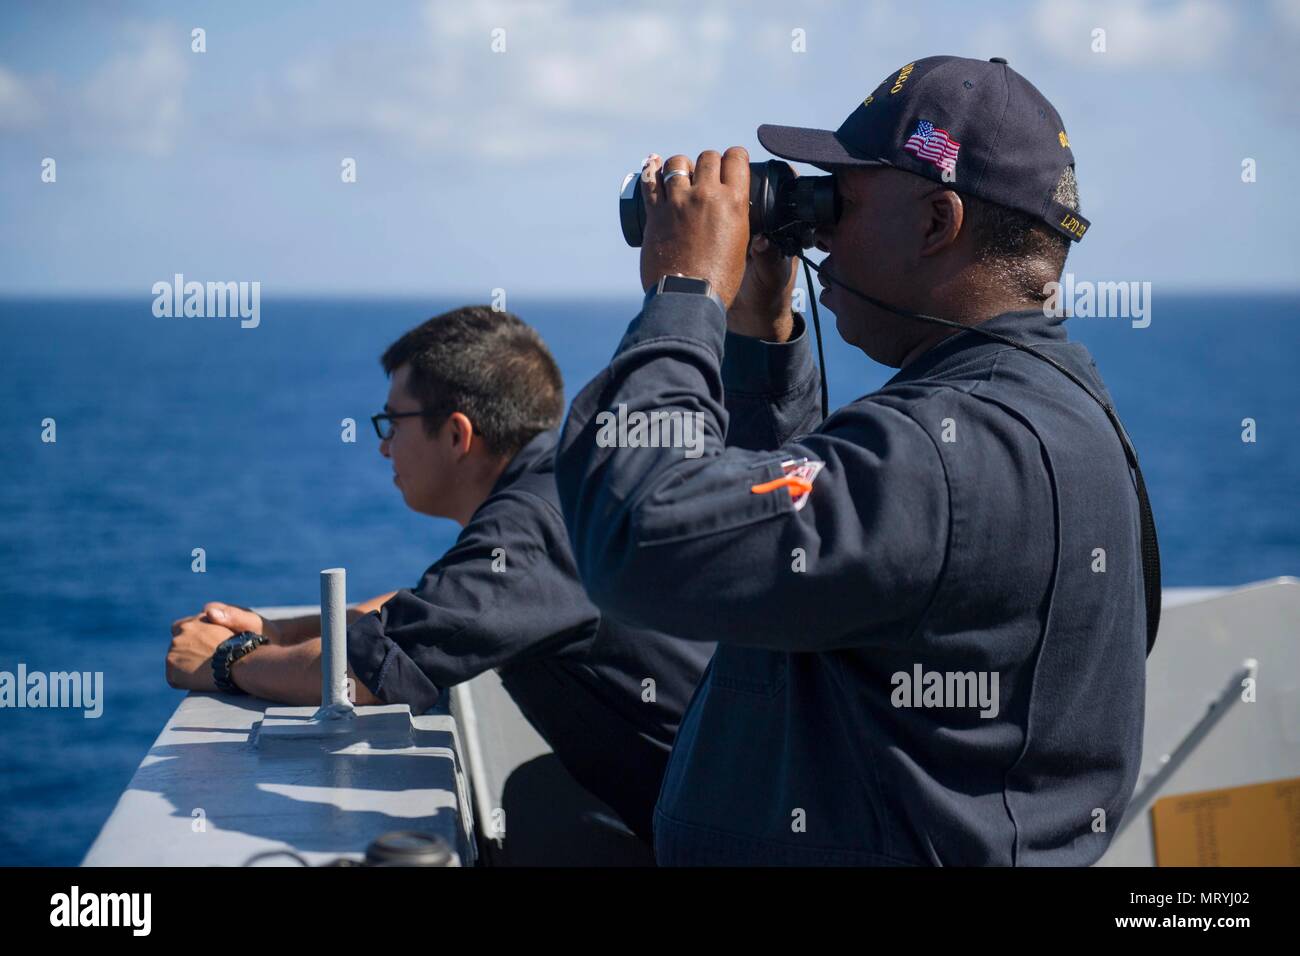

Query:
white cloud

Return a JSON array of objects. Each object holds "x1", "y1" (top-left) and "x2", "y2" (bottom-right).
[
  {"x1": 1274, "y1": 0, "x2": 1300, "y2": 34},
  {"x1": 245, "y1": 0, "x2": 733, "y2": 161},
  {"x1": 81, "y1": 23, "x2": 189, "y2": 155},
  {"x1": 0, "y1": 22, "x2": 189, "y2": 153},
  {"x1": 1032, "y1": 0, "x2": 1235, "y2": 67},
  {"x1": 0, "y1": 64, "x2": 42, "y2": 129},
  {"x1": 247, "y1": 44, "x2": 450, "y2": 148}
]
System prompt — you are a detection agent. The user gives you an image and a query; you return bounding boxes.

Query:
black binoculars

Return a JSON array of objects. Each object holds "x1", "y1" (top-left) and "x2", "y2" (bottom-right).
[{"x1": 619, "y1": 159, "x2": 839, "y2": 255}]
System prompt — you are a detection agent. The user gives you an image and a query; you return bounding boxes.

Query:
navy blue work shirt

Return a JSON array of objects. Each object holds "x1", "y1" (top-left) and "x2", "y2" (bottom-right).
[
  {"x1": 555, "y1": 291, "x2": 1147, "y2": 865},
  {"x1": 346, "y1": 429, "x2": 715, "y2": 841}
]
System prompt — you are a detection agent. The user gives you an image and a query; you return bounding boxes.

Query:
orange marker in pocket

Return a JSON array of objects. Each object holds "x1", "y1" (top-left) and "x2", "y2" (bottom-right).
[
  {"x1": 750, "y1": 458, "x2": 823, "y2": 510},
  {"x1": 750, "y1": 474, "x2": 815, "y2": 497}
]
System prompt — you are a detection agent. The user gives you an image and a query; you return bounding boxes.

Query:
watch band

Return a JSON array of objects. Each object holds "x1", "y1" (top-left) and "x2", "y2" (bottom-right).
[
  {"x1": 646, "y1": 273, "x2": 728, "y2": 318},
  {"x1": 212, "y1": 631, "x2": 268, "y2": 694}
]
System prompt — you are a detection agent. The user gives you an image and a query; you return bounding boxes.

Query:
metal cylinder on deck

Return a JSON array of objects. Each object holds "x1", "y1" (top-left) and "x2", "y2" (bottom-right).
[{"x1": 316, "y1": 567, "x2": 355, "y2": 719}]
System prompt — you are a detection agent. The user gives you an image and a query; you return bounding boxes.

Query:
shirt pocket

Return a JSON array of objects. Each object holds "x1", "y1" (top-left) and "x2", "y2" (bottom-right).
[{"x1": 630, "y1": 454, "x2": 792, "y2": 547}]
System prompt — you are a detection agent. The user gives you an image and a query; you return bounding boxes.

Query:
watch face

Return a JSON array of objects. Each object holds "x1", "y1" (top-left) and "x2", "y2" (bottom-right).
[
  {"x1": 219, "y1": 633, "x2": 256, "y2": 656},
  {"x1": 660, "y1": 274, "x2": 711, "y2": 296}
]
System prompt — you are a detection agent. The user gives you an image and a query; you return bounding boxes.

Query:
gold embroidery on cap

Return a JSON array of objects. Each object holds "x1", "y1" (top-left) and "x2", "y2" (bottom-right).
[
  {"x1": 890, "y1": 63, "x2": 915, "y2": 94},
  {"x1": 1058, "y1": 130, "x2": 1070, "y2": 148},
  {"x1": 862, "y1": 94, "x2": 874, "y2": 107},
  {"x1": 1058, "y1": 213, "x2": 1087, "y2": 239}
]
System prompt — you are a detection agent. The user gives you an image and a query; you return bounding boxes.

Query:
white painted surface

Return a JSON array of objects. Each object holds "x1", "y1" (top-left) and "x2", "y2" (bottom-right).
[
  {"x1": 1098, "y1": 577, "x2": 1299, "y2": 865},
  {"x1": 82, "y1": 692, "x2": 473, "y2": 867}
]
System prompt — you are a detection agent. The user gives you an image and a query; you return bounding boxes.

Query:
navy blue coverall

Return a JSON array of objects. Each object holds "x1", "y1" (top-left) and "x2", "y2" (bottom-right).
[
  {"x1": 556, "y1": 292, "x2": 1146, "y2": 865},
  {"x1": 346, "y1": 429, "x2": 715, "y2": 842}
]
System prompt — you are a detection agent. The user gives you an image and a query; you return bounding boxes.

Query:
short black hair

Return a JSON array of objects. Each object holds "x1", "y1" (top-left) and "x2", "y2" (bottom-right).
[
  {"x1": 962, "y1": 165, "x2": 1080, "y2": 302},
  {"x1": 381, "y1": 305, "x2": 564, "y2": 459}
]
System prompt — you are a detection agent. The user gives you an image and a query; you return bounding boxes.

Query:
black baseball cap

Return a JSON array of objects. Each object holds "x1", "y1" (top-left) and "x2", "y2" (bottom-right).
[{"x1": 757, "y1": 55, "x2": 1089, "y2": 243}]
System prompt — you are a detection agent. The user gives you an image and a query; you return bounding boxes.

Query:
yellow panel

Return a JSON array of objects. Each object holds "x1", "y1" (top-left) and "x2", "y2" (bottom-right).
[{"x1": 1152, "y1": 777, "x2": 1300, "y2": 866}]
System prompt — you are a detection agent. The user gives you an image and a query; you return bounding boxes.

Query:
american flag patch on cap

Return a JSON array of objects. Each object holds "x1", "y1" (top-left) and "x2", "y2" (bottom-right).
[{"x1": 903, "y1": 119, "x2": 960, "y2": 174}]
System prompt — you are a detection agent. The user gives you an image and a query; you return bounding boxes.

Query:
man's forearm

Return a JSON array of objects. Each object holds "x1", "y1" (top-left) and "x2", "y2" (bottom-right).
[
  {"x1": 228, "y1": 639, "x2": 380, "y2": 705},
  {"x1": 269, "y1": 591, "x2": 399, "y2": 646},
  {"x1": 269, "y1": 615, "x2": 321, "y2": 646},
  {"x1": 727, "y1": 306, "x2": 794, "y2": 342}
]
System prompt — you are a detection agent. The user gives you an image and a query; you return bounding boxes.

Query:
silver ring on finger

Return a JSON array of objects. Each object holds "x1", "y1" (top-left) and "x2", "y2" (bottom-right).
[{"x1": 662, "y1": 168, "x2": 691, "y2": 185}]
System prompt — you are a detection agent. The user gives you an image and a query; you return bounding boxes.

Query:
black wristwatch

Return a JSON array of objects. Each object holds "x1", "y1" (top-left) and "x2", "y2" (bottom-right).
[
  {"x1": 212, "y1": 631, "x2": 268, "y2": 694},
  {"x1": 646, "y1": 273, "x2": 728, "y2": 317}
]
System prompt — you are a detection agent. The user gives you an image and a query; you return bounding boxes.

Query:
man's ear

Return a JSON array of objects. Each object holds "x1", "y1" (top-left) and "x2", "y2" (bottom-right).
[
  {"x1": 445, "y1": 411, "x2": 476, "y2": 458},
  {"x1": 919, "y1": 189, "x2": 965, "y2": 258}
]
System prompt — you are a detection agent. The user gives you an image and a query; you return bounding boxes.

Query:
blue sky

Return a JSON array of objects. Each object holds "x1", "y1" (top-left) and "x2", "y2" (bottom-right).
[{"x1": 0, "y1": 0, "x2": 1297, "y2": 295}]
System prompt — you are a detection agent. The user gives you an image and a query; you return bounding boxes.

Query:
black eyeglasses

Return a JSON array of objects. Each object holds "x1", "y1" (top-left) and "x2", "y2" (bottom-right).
[{"x1": 371, "y1": 410, "x2": 426, "y2": 440}]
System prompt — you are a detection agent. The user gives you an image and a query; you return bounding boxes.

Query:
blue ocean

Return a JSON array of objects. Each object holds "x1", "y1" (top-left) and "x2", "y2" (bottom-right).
[{"x1": 0, "y1": 293, "x2": 1296, "y2": 865}]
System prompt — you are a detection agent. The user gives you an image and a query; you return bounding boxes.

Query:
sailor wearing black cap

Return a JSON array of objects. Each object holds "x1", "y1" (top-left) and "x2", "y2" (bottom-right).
[{"x1": 556, "y1": 56, "x2": 1152, "y2": 865}]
